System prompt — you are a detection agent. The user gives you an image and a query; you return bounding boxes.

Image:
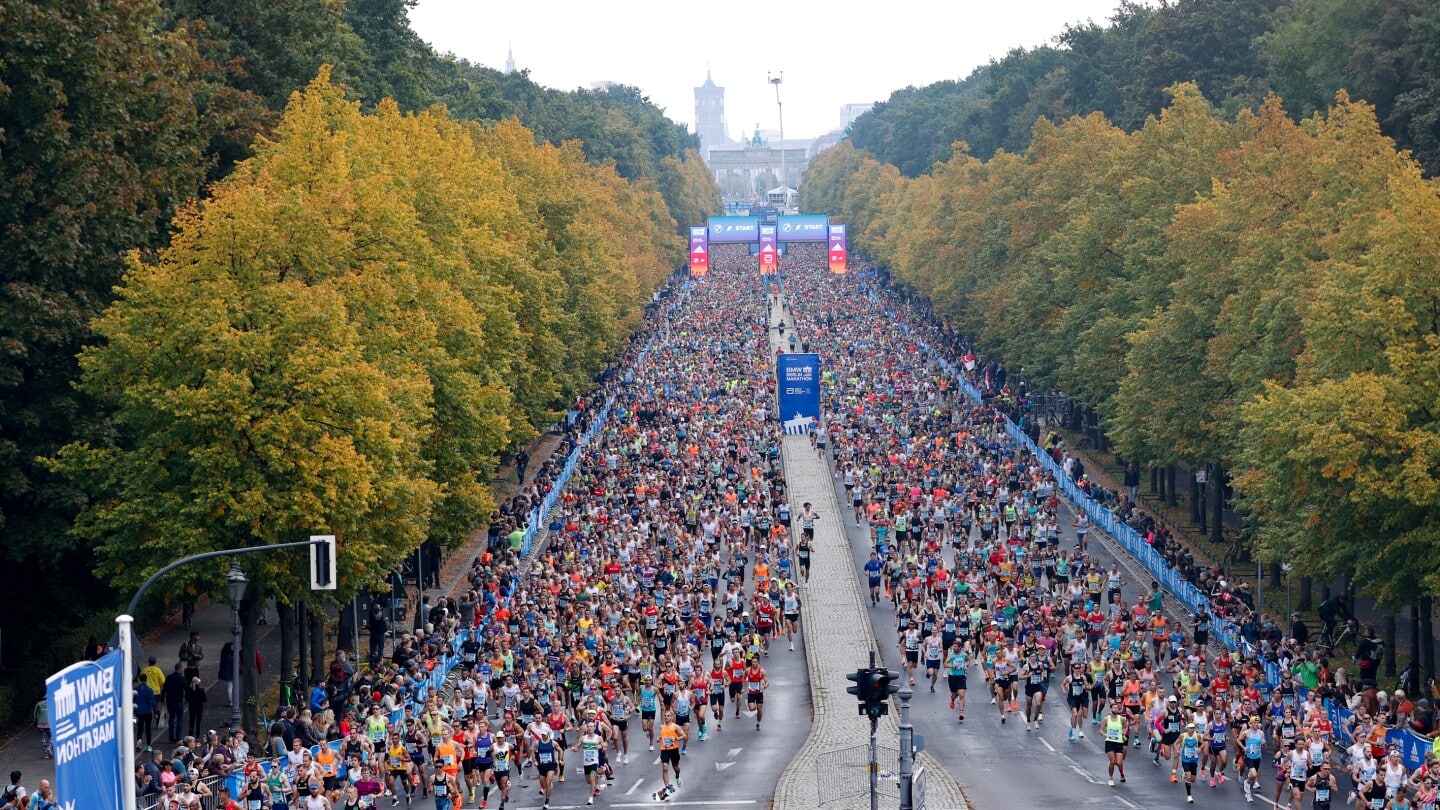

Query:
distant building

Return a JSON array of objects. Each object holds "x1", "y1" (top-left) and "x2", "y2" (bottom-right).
[
  {"x1": 504, "y1": 44, "x2": 516, "y2": 75},
  {"x1": 839, "y1": 103, "x2": 875, "y2": 129},
  {"x1": 697, "y1": 78, "x2": 866, "y2": 200},
  {"x1": 707, "y1": 127, "x2": 810, "y2": 201},
  {"x1": 694, "y1": 70, "x2": 730, "y2": 161}
]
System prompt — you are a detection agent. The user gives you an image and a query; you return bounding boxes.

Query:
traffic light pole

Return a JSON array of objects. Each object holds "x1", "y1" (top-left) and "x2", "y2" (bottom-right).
[
  {"x1": 899, "y1": 684, "x2": 914, "y2": 810},
  {"x1": 869, "y1": 711, "x2": 879, "y2": 810}
]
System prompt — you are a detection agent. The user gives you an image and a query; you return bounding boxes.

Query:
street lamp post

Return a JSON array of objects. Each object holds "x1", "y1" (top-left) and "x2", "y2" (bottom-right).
[
  {"x1": 112, "y1": 537, "x2": 330, "y2": 810},
  {"x1": 768, "y1": 71, "x2": 785, "y2": 207},
  {"x1": 227, "y1": 562, "x2": 248, "y2": 733}
]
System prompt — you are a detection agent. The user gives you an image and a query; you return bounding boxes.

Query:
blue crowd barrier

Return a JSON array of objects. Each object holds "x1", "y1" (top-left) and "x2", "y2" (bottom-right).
[{"x1": 872, "y1": 287, "x2": 1440, "y2": 760}]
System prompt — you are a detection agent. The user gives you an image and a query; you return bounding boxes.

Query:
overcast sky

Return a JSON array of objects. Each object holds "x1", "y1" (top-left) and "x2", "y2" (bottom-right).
[{"x1": 409, "y1": 0, "x2": 1144, "y2": 142}]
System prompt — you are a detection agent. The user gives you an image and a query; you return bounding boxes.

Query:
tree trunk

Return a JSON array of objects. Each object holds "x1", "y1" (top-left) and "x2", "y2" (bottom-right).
[
  {"x1": 1151, "y1": 466, "x2": 1160, "y2": 495},
  {"x1": 309, "y1": 607, "x2": 326, "y2": 683},
  {"x1": 1412, "y1": 602, "x2": 1423, "y2": 696},
  {"x1": 277, "y1": 601, "x2": 295, "y2": 689},
  {"x1": 240, "y1": 592, "x2": 260, "y2": 734},
  {"x1": 1299, "y1": 576, "x2": 1313, "y2": 612},
  {"x1": 1270, "y1": 562, "x2": 1282, "y2": 589},
  {"x1": 337, "y1": 599, "x2": 355, "y2": 654},
  {"x1": 297, "y1": 601, "x2": 308, "y2": 696},
  {"x1": 1210, "y1": 465, "x2": 1224, "y2": 544},
  {"x1": 1421, "y1": 596, "x2": 1434, "y2": 693},
  {"x1": 1166, "y1": 466, "x2": 1178, "y2": 507},
  {"x1": 1190, "y1": 471, "x2": 1204, "y2": 525},
  {"x1": 1384, "y1": 614, "x2": 1397, "y2": 678}
]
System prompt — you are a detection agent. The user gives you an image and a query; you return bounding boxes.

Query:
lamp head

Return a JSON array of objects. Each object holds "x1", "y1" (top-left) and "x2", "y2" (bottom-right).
[{"x1": 227, "y1": 562, "x2": 248, "y2": 603}]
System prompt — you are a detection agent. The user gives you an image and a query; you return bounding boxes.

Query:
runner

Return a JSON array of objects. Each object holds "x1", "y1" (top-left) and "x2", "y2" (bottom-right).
[
  {"x1": 572, "y1": 721, "x2": 604, "y2": 806},
  {"x1": 652, "y1": 713, "x2": 684, "y2": 802},
  {"x1": 1178, "y1": 721, "x2": 1202, "y2": 803},
  {"x1": 945, "y1": 642, "x2": 969, "y2": 722},
  {"x1": 1103, "y1": 702, "x2": 1130, "y2": 787},
  {"x1": 745, "y1": 658, "x2": 769, "y2": 731}
]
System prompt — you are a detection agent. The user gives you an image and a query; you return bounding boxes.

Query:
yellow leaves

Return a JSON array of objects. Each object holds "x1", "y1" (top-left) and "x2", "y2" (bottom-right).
[{"x1": 55, "y1": 67, "x2": 680, "y2": 599}]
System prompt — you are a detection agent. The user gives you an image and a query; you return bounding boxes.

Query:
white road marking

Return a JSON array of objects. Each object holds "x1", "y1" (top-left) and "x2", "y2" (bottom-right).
[
  {"x1": 1040, "y1": 737, "x2": 1056, "y2": 752},
  {"x1": 625, "y1": 778, "x2": 644, "y2": 795},
  {"x1": 714, "y1": 761, "x2": 735, "y2": 771},
  {"x1": 727, "y1": 747, "x2": 743, "y2": 757},
  {"x1": 1069, "y1": 764, "x2": 1102, "y2": 784}
]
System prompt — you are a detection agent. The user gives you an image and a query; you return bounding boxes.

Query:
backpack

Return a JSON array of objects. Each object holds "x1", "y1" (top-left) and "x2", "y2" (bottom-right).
[{"x1": 2, "y1": 786, "x2": 23, "y2": 808}]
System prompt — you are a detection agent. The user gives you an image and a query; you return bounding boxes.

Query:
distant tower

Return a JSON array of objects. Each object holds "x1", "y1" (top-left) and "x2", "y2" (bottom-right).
[
  {"x1": 694, "y1": 68, "x2": 727, "y2": 162},
  {"x1": 504, "y1": 42, "x2": 516, "y2": 75}
]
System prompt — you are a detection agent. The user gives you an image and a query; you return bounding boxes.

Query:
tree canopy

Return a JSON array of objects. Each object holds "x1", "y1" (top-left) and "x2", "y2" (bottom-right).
[
  {"x1": 804, "y1": 83, "x2": 1440, "y2": 607},
  {"x1": 848, "y1": 0, "x2": 1440, "y2": 176}
]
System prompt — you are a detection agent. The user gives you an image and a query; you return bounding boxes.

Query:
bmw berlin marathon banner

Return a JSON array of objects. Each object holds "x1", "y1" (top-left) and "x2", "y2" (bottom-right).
[
  {"x1": 777, "y1": 353, "x2": 822, "y2": 435},
  {"x1": 48, "y1": 649, "x2": 126, "y2": 809},
  {"x1": 689, "y1": 226, "x2": 709, "y2": 276}
]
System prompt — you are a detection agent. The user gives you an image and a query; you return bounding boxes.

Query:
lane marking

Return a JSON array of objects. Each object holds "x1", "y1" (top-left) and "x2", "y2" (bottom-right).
[
  {"x1": 715, "y1": 761, "x2": 735, "y2": 771},
  {"x1": 625, "y1": 778, "x2": 644, "y2": 795},
  {"x1": 1040, "y1": 737, "x2": 1056, "y2": 752},
  {"x1": 727, "y1": 748, "x2": 743, "y2": 757},
  {"x1": 1069, "y1": 764, "x2": 1102, "y2": 784}
]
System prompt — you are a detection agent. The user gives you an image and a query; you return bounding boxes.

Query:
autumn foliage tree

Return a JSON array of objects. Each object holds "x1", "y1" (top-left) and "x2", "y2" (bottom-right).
[
  {"x1": 805, "y1": 82, "x2": 1440, "y2": 619},
  {"x1": 45, "y1": 73, "x2": 685, "y2": 725}
]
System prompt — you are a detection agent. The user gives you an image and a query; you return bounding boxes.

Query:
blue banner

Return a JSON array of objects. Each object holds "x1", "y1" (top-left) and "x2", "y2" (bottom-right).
[
  {"x1": 777, "y1": 353, "x2": 821, "y2": 434},
  {"x1": 48, "y1": 650, "x2": 125, "y2": 810},
  {"x1": 707, "y1": 216, "x2": 759, "y2": 243},
  {"x1": 777, "y1": 214, "x2": 829, "y2": 241}
]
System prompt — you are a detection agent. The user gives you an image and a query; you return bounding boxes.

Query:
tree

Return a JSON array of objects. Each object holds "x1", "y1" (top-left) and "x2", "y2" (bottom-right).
[{"x1": 0, "y1": 0, "x2": 258, "y2": 672}]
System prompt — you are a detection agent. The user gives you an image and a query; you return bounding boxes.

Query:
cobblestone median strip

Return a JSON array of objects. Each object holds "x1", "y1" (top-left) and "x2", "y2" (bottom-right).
[{"x1": 773, "y1": 429, "x2": 969, "y2": 806}]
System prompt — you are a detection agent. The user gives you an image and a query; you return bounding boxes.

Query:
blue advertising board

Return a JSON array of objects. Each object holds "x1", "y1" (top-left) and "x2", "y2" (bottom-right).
[
  {"x1": 708, "y1": 216, "x2": 759, "y2": 243},
  {"x1": 777, "y1": 214, "x2": 829, "y2": 241},
  {"x1": 777, "y1": 353, "x2": 821, "y2": 434},
  {"x1": 48, "y1": 650, "x2": 125, "y2": 810}
]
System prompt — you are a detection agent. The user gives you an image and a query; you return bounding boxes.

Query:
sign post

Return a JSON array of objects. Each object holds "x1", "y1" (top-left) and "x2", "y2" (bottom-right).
[
  {"x1": 688, "y1": 226, "x2": 709, "y2": 276},
  {"x1": 828, "y1": 224, "x2": 848, "y2": 273},
  {"x1": 758, "y1": 225, "x2": 777, "y2": 279},
  {"x1": 48, "y1": 643, "x2": 127, "y2": 810},
  {"x1": 776, "y1": 353, "x2": 821, "y2": 434}
]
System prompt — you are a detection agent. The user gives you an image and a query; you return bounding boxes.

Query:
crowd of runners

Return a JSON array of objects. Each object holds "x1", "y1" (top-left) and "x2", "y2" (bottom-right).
[
  {"x1": 80, "y1": 237, "x2": 1433, "y2": 810},
  {"x1": 760, "y1": 262, "x2": 1440, "y2": 810},
  {"x1": 124, "y1": 248, "x2": 806, "y2": 810}
]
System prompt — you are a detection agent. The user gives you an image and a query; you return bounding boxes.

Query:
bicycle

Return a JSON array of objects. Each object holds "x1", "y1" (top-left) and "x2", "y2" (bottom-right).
[{"x1": 1317, "y1": 618, "x2": 1359, "y2": 657}]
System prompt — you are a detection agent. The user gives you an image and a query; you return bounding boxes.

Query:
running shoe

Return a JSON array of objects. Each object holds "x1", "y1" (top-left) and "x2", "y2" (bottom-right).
[
  {"x1": 1108, "y1": 779, "x2": 1115, "y2": 787},
  {"x1": 1170, "y1": 773, "x2": 1178, "y2": 783},
  {"x1": 949, "y1": 698, "x2": 955, "y2": 709}
]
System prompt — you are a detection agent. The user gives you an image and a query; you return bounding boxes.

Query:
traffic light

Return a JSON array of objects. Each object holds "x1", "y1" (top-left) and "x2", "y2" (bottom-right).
[
  {"x1": 310, "y1": 534, "x2": 336, "y2": 590},
  {"x1": 846, "y1": 666, "x2": 874, "y2": 713},
  {"x1": 870, "y1": 668, "x2": 900, "y2": 700}
]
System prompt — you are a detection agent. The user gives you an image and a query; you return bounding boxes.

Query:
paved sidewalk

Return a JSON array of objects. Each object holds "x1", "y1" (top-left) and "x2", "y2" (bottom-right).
[{"x1": 770, "y1": 295, "x2": 968, "y2": 810}]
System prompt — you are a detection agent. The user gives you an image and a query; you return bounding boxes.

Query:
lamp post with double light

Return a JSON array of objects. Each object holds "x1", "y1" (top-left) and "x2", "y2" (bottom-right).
[{"x1": 768, "y1": 71, "x2": 786, "y2": 207}]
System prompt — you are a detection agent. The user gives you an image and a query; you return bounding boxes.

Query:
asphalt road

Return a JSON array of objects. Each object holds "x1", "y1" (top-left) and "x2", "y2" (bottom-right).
[
  {"x1": 829, "y1": 469, "x2": 1261, "y2": 810},
  {"x1": 498, "y1": 639, "x2": 811, "y2": 809}
]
